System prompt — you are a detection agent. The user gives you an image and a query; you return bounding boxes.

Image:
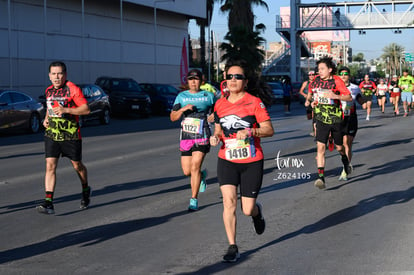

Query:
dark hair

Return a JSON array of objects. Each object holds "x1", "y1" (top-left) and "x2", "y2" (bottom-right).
[
  {"x1": 49, "y1": 61, "x2": 67, "y2": 73},
  {"x1": 338, "y1": 66, "x2": 350, "y2": 74},
  {"x1": 224, "y1": 59, "x2": 273, "y2": 106},
  {"x1": 317, "y1": 56, "x2": 337, "y2": 75}
]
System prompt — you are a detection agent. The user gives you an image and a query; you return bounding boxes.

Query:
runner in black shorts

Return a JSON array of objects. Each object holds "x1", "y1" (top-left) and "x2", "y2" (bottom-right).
[
  {"x1": 338, "y1": 66, "x2": 364, "y2": 180},
  {"x1": 170, "y1": 69, "x2": 216, "y2": 212},
  {"x1": 210, "y1": 59, "x2": 274, "y2": 263},
  {"x1": 305, "y1": 57, "x2": 352, "y2": 189},
  {"x1": 36, "y1": 61, "x2": 91, "y2": 215}
]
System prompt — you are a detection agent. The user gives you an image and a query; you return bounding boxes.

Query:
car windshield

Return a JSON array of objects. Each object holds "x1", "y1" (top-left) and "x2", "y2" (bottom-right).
[
  {"x1": 269, "y1": 83, "x2": 283, "y2": 90},
  {"x1": 112, "y1": 79, "x2": 143, "y2": 92},
  {"x1": 155, "y1": 85, "x2": 178, "y2": 95}
]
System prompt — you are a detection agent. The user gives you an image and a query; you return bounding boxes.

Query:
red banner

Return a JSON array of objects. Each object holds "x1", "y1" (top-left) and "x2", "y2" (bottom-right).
[{"x1": 180, "y1": 37, "x2": 188, "y2": 86}]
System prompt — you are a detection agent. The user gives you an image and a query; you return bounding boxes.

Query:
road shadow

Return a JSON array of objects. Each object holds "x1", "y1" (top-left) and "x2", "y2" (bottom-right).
[
  {"x1": 0, "y1": 202, "x2": 219, "y2": 264},
  {"x1": 180, "y1": 186, "x2": 414, "y2": 274},
  {"x1": 0, "y1": 175, "x2": 188, "y2": 215}
]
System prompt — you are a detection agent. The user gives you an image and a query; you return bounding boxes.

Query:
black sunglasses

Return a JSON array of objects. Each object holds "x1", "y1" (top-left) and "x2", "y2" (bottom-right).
[{"x1": 226, "y1": 74, "x2": 245, "y2": 80}]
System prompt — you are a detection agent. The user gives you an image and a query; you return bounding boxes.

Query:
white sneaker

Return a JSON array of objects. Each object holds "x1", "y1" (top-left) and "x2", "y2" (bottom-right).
[
  {"x1": 366, "y1": 116, "x2": 370, "y2": 121},
  {"x1": 338, "y1": 169, "x2": 348, "y2": 181}
]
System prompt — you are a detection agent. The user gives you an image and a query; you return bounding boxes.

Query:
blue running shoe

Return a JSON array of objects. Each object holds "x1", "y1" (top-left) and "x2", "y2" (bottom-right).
[
  {"x1": 188, "y1": 198, "x2": 198, "y2": 212},
  {"x1": 199, "y1": 169, "x2": 207, "y2": 193}
]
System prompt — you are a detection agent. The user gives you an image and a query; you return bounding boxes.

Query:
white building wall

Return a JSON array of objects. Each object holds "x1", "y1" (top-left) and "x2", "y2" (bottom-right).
[{"x1": 0, "y1": 0, "x2": 204, "y2": 97}]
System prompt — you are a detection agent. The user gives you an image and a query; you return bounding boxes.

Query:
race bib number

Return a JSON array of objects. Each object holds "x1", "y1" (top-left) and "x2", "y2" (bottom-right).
[
  {"x1": 341, "y1": 101, "x2": 352, "y2": 116},
  {"x1": 393, "y1": 87, "x2": 400, "y2": 93},
  {"x1": 46, "y1": 100, "x2": 62, "y2": 117},
  {"x1": 224, "y1": 138, "x2": 252, "y2": 160},
  {"x1": 315, "y1": 89, "x2": 334, "y2": 105},
  {"x1": 182, "y1": 117, "x2": 203, "y2": 134}
]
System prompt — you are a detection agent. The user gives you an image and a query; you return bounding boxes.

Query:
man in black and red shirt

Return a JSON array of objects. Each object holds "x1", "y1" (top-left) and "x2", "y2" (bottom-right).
[
  {"x1": 36, "y1": 61, "x2": 91, "y2": 214},
  {"x1": 359, "y1": 74, "x2": 377, "y2": 120},
  {"x1": 305, "y1": 56, "x2": 352, "y2": 189}
]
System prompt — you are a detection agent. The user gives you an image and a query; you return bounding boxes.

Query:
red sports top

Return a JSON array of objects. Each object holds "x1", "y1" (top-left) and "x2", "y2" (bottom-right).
[{"x1": 214, "y1": 92, "x2": 270, "y2": 163}]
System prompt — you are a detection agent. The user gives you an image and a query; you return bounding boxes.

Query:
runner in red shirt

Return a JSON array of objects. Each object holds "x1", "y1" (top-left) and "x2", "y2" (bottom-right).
[
  {"x1": 305, "y1": 56, "x2": 352, "y2": 189},
  {"x1": 37, "y1": 61, "x2": 91, "y2": 214},
  {"x1": 359, "y1": 74, "x2": 377, "y2": 120},
  {"x1": 210, "y1": 59, "x2": 274, "y2": 262}
]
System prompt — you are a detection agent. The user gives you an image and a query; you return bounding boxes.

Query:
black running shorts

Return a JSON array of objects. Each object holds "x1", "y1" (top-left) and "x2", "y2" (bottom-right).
[
  {"x1": 45, "y1": 136, "x2": 82, "y2": 161},
  {"x1": 341, "y1": 115, "x2": 358, "y2": 137},
  {"x1": 315, "y1": 120, "x2": 344, "y2": 145},
  {"x1": 181, "y1": 144, "x2": 210, "y2": 156},
  {"x1": 217, "y1": 158, "x2": 264, "y2": 198}
]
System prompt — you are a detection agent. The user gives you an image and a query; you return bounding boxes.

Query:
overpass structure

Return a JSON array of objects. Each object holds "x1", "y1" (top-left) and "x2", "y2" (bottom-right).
[{"x1": 263, "y1": 0, "x2": 414, "y2": 82}]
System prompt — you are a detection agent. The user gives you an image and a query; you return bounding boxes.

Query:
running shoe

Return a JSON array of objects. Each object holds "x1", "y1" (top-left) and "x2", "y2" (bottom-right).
[
  {"x1": 314, "y1": 177, "x2": 326, "y2": 189},
  {"x1": 348, "y1": 164, "x2": 353, "y2": 174},
  {"x1": 366, "y1": 116, "x2": 370, "y2": 121},
  {"x1": 338, "y1": 169, "x2": 348, "y2": 181},
  {"x1": 80, "y1": 186, "x2": 92, "y2": 209},
  {"x1": 328, "y1": 138, "x2": 334, "y2": 152},
  {"x1": 396, "y1": 109, "x2": 400, "y2": 115},
  {"x1": 199, "y1": 169, "x2": 207, "y2": 193},
  {"x1": 252, "y1": 203, "x2": 265, "y2": 235},
  {"x1": 404, "y1": 112, "x2": 408, "y2": 117},
  {"x1": 36, "y1": 201, "x2": 55, "y2": 214},
  {"x1": 222, "y1": 244, "x2": 240, "y2": 263},
  {"x1": 188, "y1": 198, "x2": 198, "y2": 212}
]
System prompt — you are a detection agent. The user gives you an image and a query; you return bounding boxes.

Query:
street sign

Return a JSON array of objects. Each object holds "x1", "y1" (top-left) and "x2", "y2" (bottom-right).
[{"x1": 404, "y1": 53, "x2": 413, "y2": 62}]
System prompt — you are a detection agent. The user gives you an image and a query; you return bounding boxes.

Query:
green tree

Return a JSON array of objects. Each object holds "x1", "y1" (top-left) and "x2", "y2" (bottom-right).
[
  {"x1": 353, "y1": 52, "x2": 365, "y2": 62},
  {"x1": 218, "y1": 0, "x2": 268, "y2": 74},
  {"x1": 218, "y1": 0, "x2": 272, "y2": 105},
  {"x1": 381, "y1": 43, "x2": 405, "y2": 76}
]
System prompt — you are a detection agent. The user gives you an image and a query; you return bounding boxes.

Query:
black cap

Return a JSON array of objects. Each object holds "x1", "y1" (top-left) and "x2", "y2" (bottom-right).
[{"x1": 187, "y1": 69, "x2": 202, "y2": 80}]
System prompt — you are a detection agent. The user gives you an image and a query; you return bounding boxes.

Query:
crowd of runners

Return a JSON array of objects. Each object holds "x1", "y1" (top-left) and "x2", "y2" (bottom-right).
[
  {"x1": 34, "y1": 57, "x2": 413, "y2": 264},
  {"x1": 300, "y1": 57, "x2": 414, "y2": 189}
]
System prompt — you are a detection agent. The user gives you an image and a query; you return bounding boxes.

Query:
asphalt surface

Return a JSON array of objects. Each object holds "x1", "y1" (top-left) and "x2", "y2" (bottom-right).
[{"x1": 1, "y1": 101, "x2": 414, "y2": 274}]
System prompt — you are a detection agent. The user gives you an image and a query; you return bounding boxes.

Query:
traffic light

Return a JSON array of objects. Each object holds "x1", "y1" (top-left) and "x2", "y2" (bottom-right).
[{"x1": 347, "y1": 48, "x2": 352, "y2": 63}]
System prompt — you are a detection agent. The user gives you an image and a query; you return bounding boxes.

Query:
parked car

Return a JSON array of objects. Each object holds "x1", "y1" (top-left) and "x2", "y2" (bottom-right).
[
  {"x1": 78, "y1": 84, "x2": 111, "y2": 127},
  {"x1": 139, "y1": 83, "x2": 179, "y2": 115},
  {"x1": 0, "y1": 90, "x2": 45, "y2": 133},
  {"x1": 268, "y1": 82, "x2": 284, "y2": 103},
  {"x1": 95, "y1": 77, "x2": 151, "y2": 116}
]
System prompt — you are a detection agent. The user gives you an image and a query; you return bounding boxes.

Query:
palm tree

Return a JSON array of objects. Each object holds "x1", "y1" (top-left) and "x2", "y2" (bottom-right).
[
  {"x1": 218, "y1": 0, "x2": 268, "y2": 74},
  {"x1": 381, "y1": 43, "x2": 405, "y2": 76},
  {"x1": 218, "y1": 0, "x2": 272, "y2": 106},
  {"x1": 195, "y1": 0, "x2": 215, "y2": 74},
  {"x1": 219, "y1": 0, "x2": 268, "y2": 32}
]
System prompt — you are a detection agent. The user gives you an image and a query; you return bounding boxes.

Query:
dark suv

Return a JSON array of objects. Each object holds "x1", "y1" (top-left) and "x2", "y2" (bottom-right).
[{"x1": 95, "y1": 77, "x2": 151, "y2": 116}]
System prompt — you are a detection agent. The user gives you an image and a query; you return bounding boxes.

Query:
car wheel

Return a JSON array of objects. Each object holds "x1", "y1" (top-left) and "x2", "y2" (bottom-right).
[
  {"x1": 100, "y1": 108, "x2": 110, "y2": 125},
  {"x1": 28, "y1": 113, "x2": 40, "y2": 133}
]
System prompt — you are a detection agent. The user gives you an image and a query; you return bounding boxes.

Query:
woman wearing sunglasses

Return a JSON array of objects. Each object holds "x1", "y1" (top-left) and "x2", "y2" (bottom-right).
[
  {"x1": 210, "y1": 60, "x2": 274, "y2": 263},
  {"x1": 170, "y1": 69, "x2": 216, "y2": 212}
]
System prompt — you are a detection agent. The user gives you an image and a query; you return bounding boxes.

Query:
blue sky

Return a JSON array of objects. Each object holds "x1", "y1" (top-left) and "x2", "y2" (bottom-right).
[{"x1": 189, "y1": 0, "x2": 414, "y2": 61}]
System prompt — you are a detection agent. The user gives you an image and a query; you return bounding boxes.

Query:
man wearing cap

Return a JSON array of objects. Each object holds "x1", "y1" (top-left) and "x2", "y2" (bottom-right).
[
  {"x1": 170, "y1": 69, "x2": 216, "y2": 211},
  {"x1": 398, "y1": 69, "x2": 414, "y2": 117},
  {"x1": 338, "y1": 66, "x2": 365, "y2": 180}
]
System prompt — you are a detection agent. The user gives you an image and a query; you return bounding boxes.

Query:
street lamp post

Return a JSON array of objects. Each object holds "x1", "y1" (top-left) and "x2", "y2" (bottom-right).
[{"x1": 154, "y1": 0, "x2": 174, "y2": 83}]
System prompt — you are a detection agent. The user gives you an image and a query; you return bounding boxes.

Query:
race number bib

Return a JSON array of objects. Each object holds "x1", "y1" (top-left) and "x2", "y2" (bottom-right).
[
  {"x1": 46, "y1": 100, "x2": 62, "y2": 117},
  {"x1": 315, "y1": 89, "x2": 334, "y2": 105},
  {"x1": 341, "y1": 101, "x2": 352, "y2": 116},
  {"x1": 224, "y1": 138, "x2": 254, "y2": 160},
  {"x1": 182, "y1": 117, "x2": 204, "y2": 134},
  {"x1": 393, "y1": 87, "x2": 400, "y2": 93}
]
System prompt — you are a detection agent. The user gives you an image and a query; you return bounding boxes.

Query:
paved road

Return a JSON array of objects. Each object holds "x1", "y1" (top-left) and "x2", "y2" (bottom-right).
[{"x1": 1, "y1": 102, "x2": 414, "y2": 274}]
